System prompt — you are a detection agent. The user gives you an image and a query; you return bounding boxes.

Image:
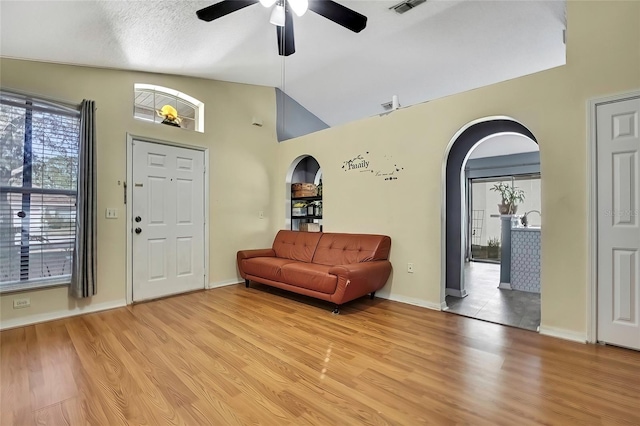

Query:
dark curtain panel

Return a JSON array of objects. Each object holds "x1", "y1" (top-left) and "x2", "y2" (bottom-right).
[{"x1": 70, "y1": 100, "x2": 97, "y2": 298}]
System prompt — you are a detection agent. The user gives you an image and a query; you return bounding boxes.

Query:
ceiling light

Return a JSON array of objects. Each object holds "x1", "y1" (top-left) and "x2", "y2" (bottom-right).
[
  {"x1": 260, "y1": 0, "x2": 277, "y2": 7},
  {"x1": 288, "y1": 0, "x2": 309, "y2": 17},
  {"x1": 270, "y1": 4, "x2": 286, "y2": 26}
]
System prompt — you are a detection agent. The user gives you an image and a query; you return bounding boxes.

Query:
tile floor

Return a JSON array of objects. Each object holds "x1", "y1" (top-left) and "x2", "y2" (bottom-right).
[{"x1": 445, "y1": 262, "x2": 541, "y2": 331}]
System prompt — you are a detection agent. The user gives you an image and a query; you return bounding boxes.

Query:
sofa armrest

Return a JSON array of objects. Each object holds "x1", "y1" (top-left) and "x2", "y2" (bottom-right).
[
  {"x1": 329, "y1": 260, "x2": 392, "y2": 305},
  {"x1": 237, "y1": 248, "x2": 276, "y2": 279},
  {"x1": 237, "y1": 248, "x2": 276, "y2": 261}
]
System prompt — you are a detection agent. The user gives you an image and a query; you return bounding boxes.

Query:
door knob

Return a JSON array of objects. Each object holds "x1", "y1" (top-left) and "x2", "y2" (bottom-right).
[
  {"x1": 135, "y1": 216, "x2": 142, "y2": 222},
  {"x1": 135, "y1": 227, "x2": 142, "y2": 234}
]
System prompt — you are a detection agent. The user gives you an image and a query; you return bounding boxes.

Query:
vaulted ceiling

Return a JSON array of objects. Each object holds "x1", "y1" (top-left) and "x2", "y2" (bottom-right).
[{"x1": 0, "y1": 0, "x2": 566, "y2": 127}]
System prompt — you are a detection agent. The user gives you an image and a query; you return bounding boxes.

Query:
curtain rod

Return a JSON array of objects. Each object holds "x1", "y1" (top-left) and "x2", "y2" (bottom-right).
[{"x1": 0, "y1": 86, "x2": 81, "y2": 112}]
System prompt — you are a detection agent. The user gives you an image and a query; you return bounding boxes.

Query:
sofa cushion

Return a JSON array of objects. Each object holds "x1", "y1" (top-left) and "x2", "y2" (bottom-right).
[
  {"x1": 242, "y1": 257, "x2": 297, "y2": 282},
  {"x1": 280, "y1": 263, "x2": 337, "y2": 294},
  {"x1": 272, "y1": 230, "x2": 322, "y2": 263},
  {"x1": 312, "y1": 233, "x2": 391, "y2": 266}
]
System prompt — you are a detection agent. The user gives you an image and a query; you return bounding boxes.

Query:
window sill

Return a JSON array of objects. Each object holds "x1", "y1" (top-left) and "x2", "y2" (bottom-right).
[{"x1": 0, "y1": 278, "x2": 70, "y2": 295}]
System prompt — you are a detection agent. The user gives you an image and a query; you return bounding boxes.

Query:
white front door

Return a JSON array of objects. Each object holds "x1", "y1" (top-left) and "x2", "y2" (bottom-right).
[
  {"x1": 132, "y1": 140, "x2": 205, "y2": 302},
  {"x1": 597, "y1": 96, "x2": 640, "y2": 350}
]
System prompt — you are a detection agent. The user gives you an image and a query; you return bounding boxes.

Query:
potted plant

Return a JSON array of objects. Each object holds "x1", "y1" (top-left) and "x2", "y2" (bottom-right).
[
  {"x1": 487, "y1": 237, "x2": 501, "y2": 259},
  {"x1": 490, "y1": 182, "x2": 525, "y2": 214}
]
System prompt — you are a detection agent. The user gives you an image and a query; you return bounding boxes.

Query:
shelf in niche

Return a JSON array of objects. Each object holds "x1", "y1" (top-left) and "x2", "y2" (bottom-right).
[
  {"x1": 288, "y1": 155, "x2": 322, "y2": 231},
  {"x1": 291, "y1": 195, "x2": 322, "y2": 202}
]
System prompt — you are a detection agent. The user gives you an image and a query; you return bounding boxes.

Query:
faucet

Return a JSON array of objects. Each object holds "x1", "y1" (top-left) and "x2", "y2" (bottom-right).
[{"x1": 520, "y1": 210, "x2": 541, "y2": 227}]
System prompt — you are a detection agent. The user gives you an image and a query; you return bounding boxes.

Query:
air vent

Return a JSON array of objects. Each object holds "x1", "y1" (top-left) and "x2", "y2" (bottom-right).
[
  {"x1": 381, "y1": 95, "x2": 400, "y2": 111},
  {"x1": 390, "y1": 0, "x2": 426, "y2": 15}
]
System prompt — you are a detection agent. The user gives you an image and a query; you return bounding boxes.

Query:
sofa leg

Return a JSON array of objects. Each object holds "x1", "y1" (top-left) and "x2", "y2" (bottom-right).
[
  {"x1": 370, "y1": 292, "x2": 376, "y2": 300},
  {"x1": 245, "y1": 279, "x2": 250, "y2": 288},
  {"x1": 332, "y1": 305, "x2": 340, "y2": 315}
]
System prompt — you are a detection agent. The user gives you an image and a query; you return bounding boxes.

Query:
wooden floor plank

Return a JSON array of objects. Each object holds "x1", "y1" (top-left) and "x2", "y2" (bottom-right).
[
  {"x1": 1, "y1": 328, "x2": 34, "y2": 426},
  {"x1": 2, "y1": 284, "x2": 640, "y2": 425}
]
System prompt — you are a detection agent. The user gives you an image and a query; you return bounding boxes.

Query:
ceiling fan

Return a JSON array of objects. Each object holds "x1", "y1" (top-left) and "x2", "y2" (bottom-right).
[{"x1": 196, "y1": 0, "x2": 368, "y2": 56}]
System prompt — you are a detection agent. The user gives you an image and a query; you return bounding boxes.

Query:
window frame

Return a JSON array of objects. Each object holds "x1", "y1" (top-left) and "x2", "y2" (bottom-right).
[
  {"x1": 133, "y1": 84, "x2": 205, "y2": 133},
  {"x1": 0, "y1": 89, "x2": 81, "y2": 294}
]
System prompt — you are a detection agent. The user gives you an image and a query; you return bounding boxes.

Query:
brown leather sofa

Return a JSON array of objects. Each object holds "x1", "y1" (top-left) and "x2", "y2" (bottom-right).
[{"x1": 237, "y1": 230, "x2": 392, "y2": 313}]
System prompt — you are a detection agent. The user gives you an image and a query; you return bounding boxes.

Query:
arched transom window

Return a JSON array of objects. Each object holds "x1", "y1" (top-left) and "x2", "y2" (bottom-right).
[{"x1": 133, "y1": 84, "x2": 204, "y2": 133}]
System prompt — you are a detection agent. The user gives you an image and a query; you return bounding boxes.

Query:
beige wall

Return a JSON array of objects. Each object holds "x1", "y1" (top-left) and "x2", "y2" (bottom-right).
[
  {"x1": 1, "y1": 1, "x2": 639, "y2": 338},
  {"x1": 0, "y1": 60, "x2": 280, "y2": 325},
  {"x1": 276, "y1": 1, "x2": 640, "y2": 337}
]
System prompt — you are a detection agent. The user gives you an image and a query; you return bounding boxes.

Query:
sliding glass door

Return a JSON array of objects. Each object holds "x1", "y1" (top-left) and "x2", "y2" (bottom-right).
[{"x1": 468, "y1": 174, "x2": 540, "y2": 263}]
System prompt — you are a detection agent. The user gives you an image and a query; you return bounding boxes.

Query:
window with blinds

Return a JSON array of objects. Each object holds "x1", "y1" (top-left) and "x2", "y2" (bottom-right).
[{"x1": 0, "y1": 91, "x2": 80, "y2": 292}]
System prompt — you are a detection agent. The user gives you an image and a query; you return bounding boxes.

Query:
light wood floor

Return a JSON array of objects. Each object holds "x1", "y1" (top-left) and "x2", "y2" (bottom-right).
[{"x1": 2, "y1": 284, "x2": 639, "y2": 425}]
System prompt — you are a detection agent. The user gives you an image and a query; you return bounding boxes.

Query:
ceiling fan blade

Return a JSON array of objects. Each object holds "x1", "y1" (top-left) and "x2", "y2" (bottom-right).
[
  {"x1": 308, "y1": 0, "x2": 367, "y2": 33},
  {"x1": 196, "y1": 0, "x2": 259, "y2": 22},
  {"x1": 276, "y1": 8, "x2": 295, "y2": 56}
]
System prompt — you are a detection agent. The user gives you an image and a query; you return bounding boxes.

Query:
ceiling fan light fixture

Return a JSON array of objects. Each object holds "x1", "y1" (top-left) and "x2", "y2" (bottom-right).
[
  {"x1": 270, "y1": 4, "x2": 286, "y2": 26},
  {"x1": 288, "y1": 0, "x2": 309, "y2": 17},
  {"x1": 196, "y1": 0, "x2": 368, "y2": 56}
]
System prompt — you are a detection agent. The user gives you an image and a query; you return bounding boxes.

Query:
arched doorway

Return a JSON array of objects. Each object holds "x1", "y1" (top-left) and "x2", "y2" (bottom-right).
[
  {"x1": 285, "y1": 155, "x2": 322, "y2": 231},
  {"x1": 442, "y1": 117, "x2": 540, "y2": 327}
]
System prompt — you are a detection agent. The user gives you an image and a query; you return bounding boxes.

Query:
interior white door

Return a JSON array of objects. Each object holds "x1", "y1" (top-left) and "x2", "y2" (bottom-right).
[
  {"x1": 132, "y1": 140, "x2": 205, "y2": 302},
  {"x1": 597, "y1": 96, "x2": 640, "y2": 350}
]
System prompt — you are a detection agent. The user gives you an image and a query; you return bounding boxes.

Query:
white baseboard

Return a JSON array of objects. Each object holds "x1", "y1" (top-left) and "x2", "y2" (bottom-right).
[
  {"x1": 539, "y1": 325, "x2": 587, "y2": 344},
  {"x1": 445, "y1": 288, "x2": 468, "y2": 298},
  {"x1": 0, "y1": 299, "x2": 127, "y2": 331},
  {"x1": 381, "y1": 293, "x2": 445, "y2": 311},
  {"x1": 498, "y1": 282, "x2": 512, "y2": 290},
  {"x1": 208, "y1": 279, "x2": 241, "y2": 289}
]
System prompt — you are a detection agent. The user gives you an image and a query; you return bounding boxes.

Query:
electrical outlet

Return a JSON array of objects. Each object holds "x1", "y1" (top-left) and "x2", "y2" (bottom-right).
[
  {"x1": 13, "y1": 297, "x2": 30, "y2": 309},
  {"x1": 259, "y1": 210, "x2": 264, "y2": 219},
  {"x1": 407, "y1": 263, "x2": 414, "y2": 273},
  {"x1": 105, "y1": 208, "x2": 118, "y2": 219}
]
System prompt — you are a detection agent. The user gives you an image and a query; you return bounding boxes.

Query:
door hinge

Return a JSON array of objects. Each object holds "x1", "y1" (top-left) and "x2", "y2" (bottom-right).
[{"x1": 123, "y1": 181, "x2": 127, "y2": 204}]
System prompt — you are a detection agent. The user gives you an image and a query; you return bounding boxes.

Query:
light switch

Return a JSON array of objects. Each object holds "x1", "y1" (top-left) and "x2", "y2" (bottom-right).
[{"x1": 105, "y1": 208, "x2": 118, "y2": 219}]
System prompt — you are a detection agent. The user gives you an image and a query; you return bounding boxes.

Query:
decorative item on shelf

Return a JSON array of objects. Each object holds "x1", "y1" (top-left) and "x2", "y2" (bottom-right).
[
  {"x1": 317, "y1": 179, "x2": 323, "y2": 197},
  {"x1": 292, "y1": 183, "x2": 317, "y2": 198},
  {"x1": 157, "y1": 104, "x2": 182, "y2": 128},
  {"x1": 313, "y1": 201, "x2": 322, "y2": 217},
  {"x1": 490, "y1": 181, "x2": 525, "y2": 215},
  {"x1": 299, "y1": 223, "x2": 321, "y2": 232},
  {"x1": 292, "y1": 201, "x2": 307, "y2": 217},
  {"x1": 306, "y1": 203, "x2": 315, "y2": 216}
]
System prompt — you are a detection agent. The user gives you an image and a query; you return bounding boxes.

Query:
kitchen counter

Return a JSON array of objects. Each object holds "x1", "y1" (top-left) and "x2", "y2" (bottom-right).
[{"x1": 510, "y1": 227, "x2": 541, "y2": 293}]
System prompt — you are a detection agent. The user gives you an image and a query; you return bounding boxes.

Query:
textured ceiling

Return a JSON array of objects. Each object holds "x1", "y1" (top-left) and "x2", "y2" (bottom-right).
[{"x1": 0, "y1": 0, "x2": 566, "y2": 127}]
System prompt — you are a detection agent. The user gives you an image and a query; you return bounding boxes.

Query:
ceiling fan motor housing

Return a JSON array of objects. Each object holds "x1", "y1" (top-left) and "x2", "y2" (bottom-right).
[{"x1": 196, "y1": 0, "x2": 368, "y2": 56}]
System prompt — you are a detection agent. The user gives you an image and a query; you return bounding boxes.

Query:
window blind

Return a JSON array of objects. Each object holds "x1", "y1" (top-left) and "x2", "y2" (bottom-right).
[{"x1": 0, "y1": 91, "x2": 80, "y2": 290}]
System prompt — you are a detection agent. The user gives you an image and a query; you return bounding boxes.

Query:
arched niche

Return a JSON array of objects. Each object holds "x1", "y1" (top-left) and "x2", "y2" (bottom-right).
[
  {"x1": 442, "y1": 118, "x2": 538, "y2": 303},
  {"x1": 285, "y1": 155, "x2": 322, "y2": 230}
]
